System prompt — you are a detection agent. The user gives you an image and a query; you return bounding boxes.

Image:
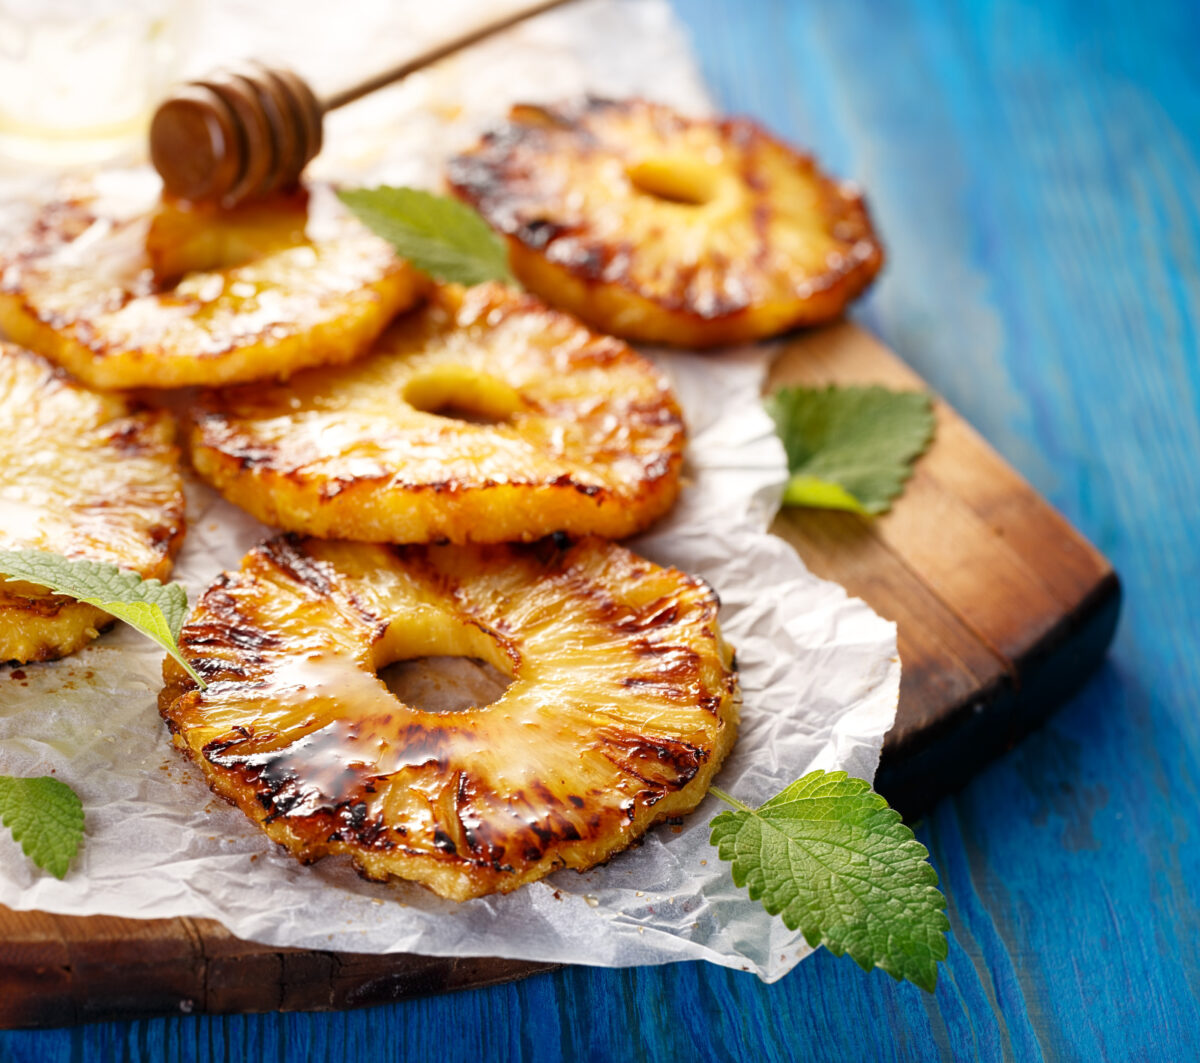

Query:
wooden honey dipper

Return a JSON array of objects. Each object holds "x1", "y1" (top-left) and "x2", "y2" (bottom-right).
[{"x1": 149, "y1": 0, "x2": 575, "y2": 206}]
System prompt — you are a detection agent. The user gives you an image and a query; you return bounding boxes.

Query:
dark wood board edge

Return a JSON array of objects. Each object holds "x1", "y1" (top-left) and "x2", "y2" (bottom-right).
[
  {"x1": 0, "y1": 915, "x2": 559, "y2": 1028},
  {"x1": 874, "y1": 569, "x2": 1122, "y2": 818}
]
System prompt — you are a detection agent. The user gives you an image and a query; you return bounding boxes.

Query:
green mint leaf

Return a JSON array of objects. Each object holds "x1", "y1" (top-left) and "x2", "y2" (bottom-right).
[
  {"x1": 0, "y1": 550, "x2": 204, "y2": 688},
  {"x1": 765, "y1": 385, "x2": 935, "y2": 515},
  {"x1": 338, "y1": 186, "x2": 515, "y2": 287},
  {"x1": 0, "y1": 776, "x2": 84, "y2": 879},
  {"x1": 710, "y1": 772, "x2": 949, "y2": 991}
]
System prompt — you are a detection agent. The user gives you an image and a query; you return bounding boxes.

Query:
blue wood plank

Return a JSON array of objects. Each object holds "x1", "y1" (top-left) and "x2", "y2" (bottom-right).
[{"x1": 4, "y1": 0, "x2": 1200, "y2": 1058}]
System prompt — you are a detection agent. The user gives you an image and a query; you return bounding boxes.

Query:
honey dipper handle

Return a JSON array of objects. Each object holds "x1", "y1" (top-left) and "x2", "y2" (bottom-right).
[{"x1": 319, "y1": 0, "x2": 578, "y2": 112}]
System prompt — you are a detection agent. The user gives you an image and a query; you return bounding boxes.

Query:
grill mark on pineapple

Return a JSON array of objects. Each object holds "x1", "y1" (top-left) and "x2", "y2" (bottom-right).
[
  {"x1": 0, "y1": 592, "x2": 83, "y2": 618},
  {"x1": 455, "y1": 776, "x2": 599, "y2": 864},
  {"x1": 201, "y1": 724, "x2": 255, "y2": 757},
  {"x1": 516, "y1": 217, "x2": 567, "y2": 250},
  {"x1": 206, "y1": 721, "x2": 383, "y2": 826},
  {"x1": 194, "y1": 417, "x2": 285, "y2": 471},
  {"x1": 622, "y1": 644, "x2": 704, "y2": 700},
  {"x1": 207, "y1": 716, "x2": 502, "y2": 841},
  {"x1": 598, "y1": 729, "x2": 706, "y2": 791},
  {"x1": 185, "y1": 578, "x2": 282, "y2": 652},
  {"x1": 259, "y1": 535, "x2": 337, "y2": 597},
  {"x1": 145, "y1": 515, "x2": 185, "y2": 554},
  {"x1": 0, "y1": 197, "x2": 95, "y2": 275},
  {"x1": 176, "y1": 578, "x2": 281, "y2": 687},
  {"x1": 103, "y1": 414, "x2": 169, "y2": 456}
]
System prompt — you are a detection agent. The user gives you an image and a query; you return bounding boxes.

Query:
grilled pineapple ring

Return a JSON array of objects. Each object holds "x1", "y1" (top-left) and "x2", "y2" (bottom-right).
[
  {"x1": 0, "y1": 180, "x2": 422, "y2": 389},
  {"x1": 448, "y1": 97, "x2": 883, "y2": 347},
  {"x1": 0, "y1": 343, "x2": 185, "y2": 663},
  {"x1": 160, "y1": 535, "x2": 739, "y2": 901},
  {"x1": 191, "y1": 282, "x2": 684, "y2": 544}
]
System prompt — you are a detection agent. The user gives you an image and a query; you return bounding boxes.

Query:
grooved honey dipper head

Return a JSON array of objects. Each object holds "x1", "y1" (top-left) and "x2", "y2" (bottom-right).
[{"x1": 150, "y1": 64, "x2": 323, "y2": 206}]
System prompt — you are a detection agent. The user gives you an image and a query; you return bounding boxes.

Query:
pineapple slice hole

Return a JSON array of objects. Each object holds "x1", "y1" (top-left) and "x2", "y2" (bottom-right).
[
  {"x1": 402, "y1": 364, "x2": 523, "y2": 426},
  {"x1": 371, "y1": 606, "x2": 517, "y2": 716},
  {"x1": 379, "y1": 655, "x2": 512, "y2": 715},
  {"x1": 626, "y1": 154, "x2": 722, "y2": 206}
]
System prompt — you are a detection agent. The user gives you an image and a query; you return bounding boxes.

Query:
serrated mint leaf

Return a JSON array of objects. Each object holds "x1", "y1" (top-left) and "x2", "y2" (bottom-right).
[
  {"x1": 0, "y1": 550, "x2": 204, "y2": 688},
  {"x1": 0, "y1": 775, "x2": 84, "y2": 879},
  {"x1": 710, "y1": 772, "x2": 949, "y2": 991},
  {"x1": 338, "y1": 186, "x2": 515, "y2": 287},
  {"x1": 766, "y1": 385, "x2": 935, "y2": 515}
]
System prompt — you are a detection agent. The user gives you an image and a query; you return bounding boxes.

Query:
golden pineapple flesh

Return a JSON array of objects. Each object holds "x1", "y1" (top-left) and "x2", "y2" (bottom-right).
[
  {"x1": 159, "y1": 534, "x2": 738, "y2": 901},
  {"x1": 0, "y1": 343, "x2": 185, "y2": 662},
  {"x1": 190, "y1": 282, "x2": 684, "y2": 544},
  {"x1": 447, "y1": 98, "x2": 884, "y2": 347},
  {"x1": 0, "y1": 180, "x2": 423, "y2": 389}
]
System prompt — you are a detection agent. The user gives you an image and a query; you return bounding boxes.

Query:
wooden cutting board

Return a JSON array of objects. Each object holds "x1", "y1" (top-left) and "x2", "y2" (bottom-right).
[{"x1": 0, "y1": 322, "x2": 1119, "y2": 1028}]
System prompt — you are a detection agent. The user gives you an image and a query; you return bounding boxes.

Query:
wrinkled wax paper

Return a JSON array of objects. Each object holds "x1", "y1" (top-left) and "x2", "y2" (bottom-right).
[{"x1": 0, "y1": 0, "x2": 898, "y2": 982}]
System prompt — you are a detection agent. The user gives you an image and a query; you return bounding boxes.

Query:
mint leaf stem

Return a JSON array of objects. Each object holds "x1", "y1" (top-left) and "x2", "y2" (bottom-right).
[{"x1": 708, "y1": 785, "x2": 755, "y2": 813}]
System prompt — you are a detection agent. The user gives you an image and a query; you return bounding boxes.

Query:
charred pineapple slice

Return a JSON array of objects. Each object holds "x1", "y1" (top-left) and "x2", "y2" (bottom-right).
[
  {"x1": 0, "y1": 343, "x2": 185, "y2": 663},
  {"x1": 190, "y1": 282, "x2": 684, "y2": 544},
  {"x1": 160, "y1": 534, "x2": 738, "y2": 901},
  {"x1": 447, "y1": 97, "x2": 883, "y2": 347},
  {"x1": 0, "y1": 179, "x2": 423, "y2": 389}
]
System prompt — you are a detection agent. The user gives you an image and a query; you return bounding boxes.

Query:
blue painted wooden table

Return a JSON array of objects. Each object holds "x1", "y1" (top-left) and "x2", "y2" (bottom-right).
[{"x1": 5, "y1": 0, "x2": 1199, "y2": 1057}]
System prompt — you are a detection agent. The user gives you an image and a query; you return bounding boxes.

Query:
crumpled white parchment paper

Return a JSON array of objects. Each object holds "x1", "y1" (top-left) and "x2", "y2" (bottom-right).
[{"x1": 0, "y1": 0, "x2": 897, "y2": 982}]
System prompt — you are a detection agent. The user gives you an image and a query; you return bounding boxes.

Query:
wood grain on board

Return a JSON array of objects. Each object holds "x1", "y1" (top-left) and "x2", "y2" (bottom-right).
[
  {"x1": 0, "y1": 321, "x2": 1119, "y2": 1028},
  {"x1": 768, "y1": 322, "x2": 1120, "y2": 815}
]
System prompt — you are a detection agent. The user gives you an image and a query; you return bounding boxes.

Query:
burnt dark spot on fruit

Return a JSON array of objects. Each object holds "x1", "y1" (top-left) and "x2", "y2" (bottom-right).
[
  {"x1": 106, "y1": 419, "x2": 150, "y2": 454},
  {"x1": 190, "y1": 656, "x2": 234, "y2": 680},
  {"x1": 318, "y1": 477, "x2": 353, "y2": 500},
  {"x1": 548, "y1": 239, "x2": 609, "y2": 280},
  {"x1": 518, "y1": 218, "x2": 565, "y2": 249},
  {"x1": 260, "y1": 535, "x2": 336, "y2": 597},
  {"x1": 600, "y1": 729, "x2": 705, "y2": 791},
  {"x1": 613, "y1": 598, "x2": 679, "y2": 633}
]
